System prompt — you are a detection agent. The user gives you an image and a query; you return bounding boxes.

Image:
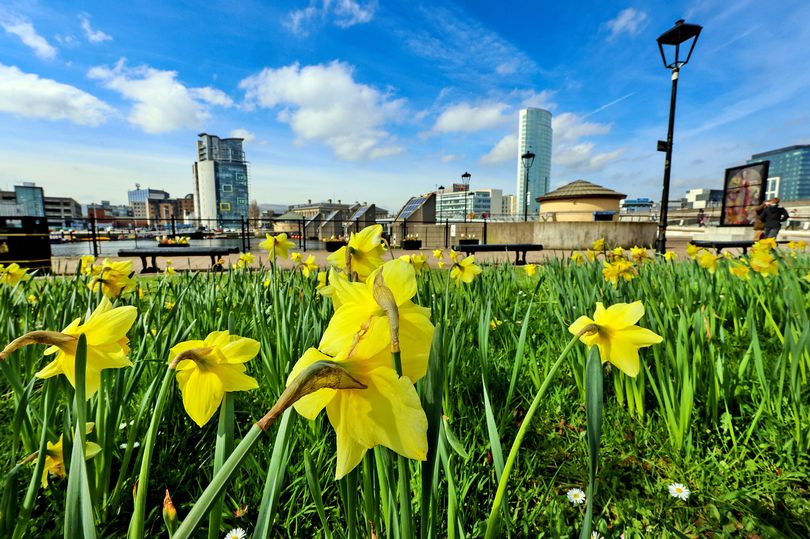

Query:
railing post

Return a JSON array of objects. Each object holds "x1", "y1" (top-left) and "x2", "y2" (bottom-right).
[
  {"x1": 445, "y1": 219, "x2": 449, "y2": 249},
  {"x1": 90, "y1": 216, "x2": 99, "y2": 258},
  {"x1": 171, "y1": 216, "x2": 177, "y2": 238},
  {"x1": 300, "y1": 219, "x2": 305, "y2": 251},
  {"x1": 240, "y1": 216, "x2": 247, "y2": 252},
  {"x1": 483, "y1": 217, "x2": 488, "y2": 245}
]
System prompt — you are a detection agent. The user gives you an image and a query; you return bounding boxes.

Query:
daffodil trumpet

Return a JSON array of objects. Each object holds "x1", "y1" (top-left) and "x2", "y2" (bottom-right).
[{"x1": 170, "y1": 360, "x2": 366, "y2": 539}]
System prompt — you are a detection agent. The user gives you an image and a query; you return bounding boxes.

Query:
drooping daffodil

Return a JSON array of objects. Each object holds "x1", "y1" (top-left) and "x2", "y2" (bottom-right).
[
  {"x1": 1, "y1": 263, "x2": 31, "y2": 286},
  {"x1": 320, "y1": 259, "x2": 434, "y2": 378},
  {"x1": 41, "y1": 423, "x2": 101, "y2": 488},
  {"x1": 433, "y1": 249, "x2": 443, "y2": 260},
  {"x1": 169, "y1": 331, "x2": 260, "y2": 427},
  {"x1": 301, "y1": 254, "x2": 318, "y2": 278},
  {"x1": 34, "y1": 297, "x2": 137, "y2": 398},
  {"x1": 591, "y1": 238, "x2": 605, "y2": 251},
  {"x1": 287, "y1": 345, "x2": 428, "y2": 479},
  {"x1": 259, "y1": 233, "x2": 295, "y2": 260},
  {"x1": 602, "y1": 259, "x2": 635, "y2": 288},
  {"x1": 697, "y1": 250, "x2": 720, "y2": 273},
  {"x1": 749, "y1": 251, "x2": 778, "y2": 277},
  {"x1": 326, "y1": 224, "x2": 386, "y2": 280},
  {"x1": 88, "y1": 259, "x2": 136, "y2": 298},
  {"x1": 523, "y1": 263, "x2": 537, "y2": 277},
  {"x1": 568, "y1": 301, "x2": 663, "y2": 377}
]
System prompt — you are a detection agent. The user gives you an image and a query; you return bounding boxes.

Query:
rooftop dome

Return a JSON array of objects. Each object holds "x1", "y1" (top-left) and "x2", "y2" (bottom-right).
[{"x1": 536, "y1": 179, "x2": 626, "y2": 202}]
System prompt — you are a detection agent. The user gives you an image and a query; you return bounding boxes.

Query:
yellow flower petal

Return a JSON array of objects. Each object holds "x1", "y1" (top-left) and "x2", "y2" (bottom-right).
[
  {"x1": 288, "y1": 348, "x2": 338, "y2": 420},
  {"x1": 219, "y1": 337, "x2": 261, "y2": 364},
  {"x1": 595, "y1": 301, "x2": 644, "y2": 330},
  {"x1": 177, "y1": 367, "x2": 226, "y2": 427}
]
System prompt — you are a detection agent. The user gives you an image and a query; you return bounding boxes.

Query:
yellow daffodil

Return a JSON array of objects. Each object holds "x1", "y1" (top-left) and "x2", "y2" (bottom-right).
[
  {"x1": 316, "y1": 270, "x2": 327, "y2": 290},
  {"x1": 263, "y1": 278, "x2": 271, "y2": 288},
  {"x1": 752, "y1": 237, "x2": 776, "y2": 253},
  {"x1": 27, "y1": 293, "x2": 38, "y2": 304},
  {"x1": 35, "y1": 297, "x2": 137, "y2": 397},
  {"x1": 750, "y1": 251, "x2": 778, "y2": 277},
  {"x1": 449, "y1": 249, "x2": 460, "y2": 263},
  {"x1": 287, "y1": 345, "x2": 428, "y2": 479},
  {"x1": 630, "y1": 246, "x2": 650, "y2": 264},
  {"x1": 571, "y1": 252, "x2": 584, "y2": 265},
  {"x1": 80, "y1": 255, "x2": 96, "y2": 275},
  {"x1": 317, "y1": 269, "x2": 347, "y2": 309},
  {"x1": 586, "y1": 249, "x2": 598, "y2": 262},
  {"x1": 409, "y1": 254, "x2": 428, "y2": 274},
  {"x1": 301, "y1": 255, "x2": 318, "y2": 277},
  {"x1": 41, "y1": 423, "x2": 101, "y2": 488},
  {"x1": 524, "y1": 263, "x2": 537, "y2": 277},
  {"x1": 433, "y1": 249, "x2": 443, "y2": 260},
  {"x1": 165, "y1": 301, "x2": 175, "y2": 310},
  {"x1": 169, "y1": 331, "x2": 260, "y2": 427},
  {"x1": 592, "y1": 238, "x2": 605, "y2": 251},
  {"x1": 697, "y1": 250, "x2": 720, "y2": 273},
  {"x1": 602, "y1": 259, "x2": 635, "y2": 287},
  {"x1": 450, "y1": 255, "x2": 482, "y2": 286},
  {"x1": 686, "y1": 243, "x2": 699, "y2": 259},
  {"x1": 664, "y1": 251, "x2": 677, "y2": 262},
  {"x1": 138, "y1": 288, "x2": 147, "y2": 299},
  {"x1": 490, "y1": 318, "x2": 502, "y2": 330},
  {"x1": 437, "y1": 261, "x2": 445, "y2": 269},
  {"x1": 235, "y1": 252, "x2": 255, "y2": 270},
  {"x1": 1, "y1": 263, "x2": 31, "y2": 286},
  {"x1": 568, "y1": 301, "x2": 663, "y2": 377},
  {"x1": 729, "y1": 264, "x2": 750, "y2": 281},
  {"x1": 88, "y1": 259, "x2": 136, "y2": 298},
  {"x1": 259, "y1": 233, "x2": 295, "y2": 260},
  {"x1": 326, "y1": 224, "x2": 386, "y2": 280},
  {"x1": 164, "y1": 260, "x2": 176, "y2": 276},
  {"x1": 291, "y1": 252, "x2": 303, "y2": 264},
  {"x1": 320, "y1": 259, "x2": 434, "y2": 378},
  {"x1": 610, "y1": 246, "x2": 625, "y2": 261}
]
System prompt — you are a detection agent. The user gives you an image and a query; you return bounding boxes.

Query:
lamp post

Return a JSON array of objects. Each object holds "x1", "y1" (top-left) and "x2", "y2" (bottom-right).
[
  {"x1": 461, "y1": 171, "x2": 471, "y2": 222},
  {"x1": 655, "y1": 19, "x2": 702, "y2": 254},
  {"x1": 437, "y1": 184, "x2": 445, "y2": 221},
  {"x1": 521, "y1": 151, "x2": 535, "y2": 222}
]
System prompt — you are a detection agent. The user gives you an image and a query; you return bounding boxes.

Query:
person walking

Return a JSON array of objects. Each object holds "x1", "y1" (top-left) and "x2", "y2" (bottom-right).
[{"x1": 757, "y1": 198, "x2": 789, "y2": 239}]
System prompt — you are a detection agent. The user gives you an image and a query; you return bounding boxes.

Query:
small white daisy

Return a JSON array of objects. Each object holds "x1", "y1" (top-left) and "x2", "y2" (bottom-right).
[
  {"x1": 224, "y1": 528, "x2": 247, "y2": 539},
  {"x1": 668, "y1": 482, "x2": 690, "y2": 500},
  {"x1": 566, "y1": 487, "x2": 586, "y2": 505}
]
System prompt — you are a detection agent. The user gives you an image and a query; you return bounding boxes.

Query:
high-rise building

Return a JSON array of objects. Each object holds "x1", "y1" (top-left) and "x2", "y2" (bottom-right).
[
  {"x1": 193, "y1": 133, "x2": 249, "y2": 226},
  {"x1": 748, "y1": 145, "x2": 810, "y2": 201},
  {"x1": 515, "y1": 108, "x2": 553, "y2": 217},
  {"x1": 14, "y1": 183, "x2": 45, "y2": 217},
  {"x1": 128, "y1": 185, "x2": 169, "y2": 225}
]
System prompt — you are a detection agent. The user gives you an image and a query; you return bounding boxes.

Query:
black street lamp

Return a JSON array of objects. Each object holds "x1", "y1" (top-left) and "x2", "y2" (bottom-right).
[
  {"x1": 521, "y1": 151, "x2": 535, "y2": 222},
  {"x1": 461, "y1": 171, "x2": 471, "y2": 222},
  {"x1": 655, "y1": 19, "x2": 702, "y2": 254},
  {"x1": 437, "y1": 185, "x2": 445, "y2": 221}
]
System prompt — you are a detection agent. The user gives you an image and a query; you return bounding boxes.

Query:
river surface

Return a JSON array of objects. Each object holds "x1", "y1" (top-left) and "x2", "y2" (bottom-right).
[{"x1": 50, "y1": 238, "x2": 323, "y2": 257}]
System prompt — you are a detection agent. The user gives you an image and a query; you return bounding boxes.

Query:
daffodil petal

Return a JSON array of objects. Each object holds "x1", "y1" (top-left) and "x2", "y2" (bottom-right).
[
  {"x1": 320, "y1": 302, "x2": 377, "y2": 357},
  {"x1": 331, "y1": 425, "x2": 368, "y2": 480},
  {"x1": 217, "y1": 364, "x2": 259, "y2": 392},
  {"x1": 367, "y1": 259, "x2": 416, "y2": 306},
  {"x1": 568, "y1": 315, "x2": 595, "y2": 337},
  {"x1": 605, "y1": 337, "x2": 641, "y2": 377},
  {"x1": 397, "y1": 304, "x2": 434, "y2": 382},
  {"x1": 81, "y1": 305, "x2": 137, "y2": 346},
  {"x1": 597, "y1": 301, "x2": 644, "y2": 329},
  {"x1": 35, "y1": 357, "x2": 64, "y2": 380},
  {"x1": 288, "y1": 348, "x2": 338, "y2": 420},
  {"x1": 177, "y1": 368, "x2": 225, "y2": 427},
  {"x1": 616, "y1": 326, "x2": 663, "y2": 347},
  {"x1": 219, "y1": 337, "x2": 260, "y2": 364}
]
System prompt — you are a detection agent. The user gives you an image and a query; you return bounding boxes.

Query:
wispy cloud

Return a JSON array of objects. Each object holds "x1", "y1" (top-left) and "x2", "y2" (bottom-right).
[
  {"x1": 285, "y1": 0, "x2": 377, "y2": 37},
  {"x1": 583, "y1": 92, "x2": 636, "y2": 118},
  {"x1": 604, "y1": 8, "x2": 648, "y2": 41},
  {"x1": 79, "y1": 14, "x2": 112, "y2": 43},
  {"x1": 0, "y1": 14, "x2": 57, "y2": 59}
]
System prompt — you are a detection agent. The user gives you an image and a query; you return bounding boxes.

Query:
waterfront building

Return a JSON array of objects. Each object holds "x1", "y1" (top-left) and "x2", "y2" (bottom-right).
[
  {"x1": 748, "y1": 145, "x2": 810, "y2": 201},
  {"x1": 192, "y1": 133, "x2": 250, "y2": 226},
  {"x1": 516, "y1": 108, "x2": 553, "y2": 217}
]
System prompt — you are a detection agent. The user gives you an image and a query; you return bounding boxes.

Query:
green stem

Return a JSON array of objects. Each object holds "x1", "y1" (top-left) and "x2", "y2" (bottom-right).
[
  {"x1": 208, "y1": 393, "x2": 235, "y2": 538},
  {"x1": 172, "y1": 426, "x2": 264, "y2": 539},
  {"x1": 484, "y1": 332, "x2": 580, "y2": 539},
  {"x1": 128, "y1": 368, "x2": 175, "y2": 539}
]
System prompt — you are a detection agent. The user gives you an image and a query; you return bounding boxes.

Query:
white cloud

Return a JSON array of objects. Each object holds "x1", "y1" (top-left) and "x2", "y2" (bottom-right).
[
  {"x1": 432, "y1": 102, "x2": 509, "y2": 134},
  {"x1": 605, "y1": 8, "x2": 648, "y2": 40},
  {"x1": 88, "y1": 59, "x2": 232, "y2": 133},
  {"x1": 79, "y1": 14, "x2": 112, "y2": 43},
  {"x1": 240, "y1": 61, "x2": 404, "y2": 161},
  {"x1": 0, "y1": 63, "x2": 111, "y2": 125},
  {"x1": 554, "y1": 143, "x2": 625, "y2": 172},
  {"x1": 552, "y1": 112, "x2": 611, "y2": 142},
  {"x1": 286, "y1": 0, "x2": 377, "y2": 36},
  {"x1": 229, "y1": 128, "x2": 255, "y2": 144},
  {"x1": 512, "y1": 89, "x2": 557, "y2": 110},
  {"x1": 0, "y1": 16, "x2": 57, "y2": 59},
  {"x1": 480, "y1": 134, "x2": 516, "y2": 164},
  {"x1": 441, "y1": 153, "x2": 459, "y2": 163}
]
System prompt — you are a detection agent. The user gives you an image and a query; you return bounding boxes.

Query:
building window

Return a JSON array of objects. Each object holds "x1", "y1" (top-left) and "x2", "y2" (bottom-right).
[
  {"x1": 220, "y1": 202, "x2": 231, "y2": 212},
  {"x1": 237, "y1": 198, "x2": 247, "y2": 205},
  {"x1": 222, "y1": 184, "x2": 233, "y2": 192}
]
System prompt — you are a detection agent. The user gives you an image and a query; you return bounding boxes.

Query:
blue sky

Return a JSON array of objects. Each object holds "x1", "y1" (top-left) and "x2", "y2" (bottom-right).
[{"x1": 0, "y1": 0, "x2": 808, "y2": 212}]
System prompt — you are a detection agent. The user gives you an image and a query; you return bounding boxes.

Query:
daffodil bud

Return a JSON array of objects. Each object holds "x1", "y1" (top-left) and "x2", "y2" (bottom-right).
[
  {"x1": 163, "y1": 488, "x2": 179, "y2": 535},
  {"x1": 372, "y1": 271, "x2": 400, "y2": 353}
]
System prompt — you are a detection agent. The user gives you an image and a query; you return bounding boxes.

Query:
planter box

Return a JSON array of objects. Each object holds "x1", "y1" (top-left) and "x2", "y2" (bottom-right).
[
  {"x1": 324, "y1": 240, "x2": 346, "y2": 253},
  {"x1": 401, "y1": 239, "x2": 422, "y2": 250},
  {"x1": 458, "y1": 238, "x2": 479, "y2": 246}
]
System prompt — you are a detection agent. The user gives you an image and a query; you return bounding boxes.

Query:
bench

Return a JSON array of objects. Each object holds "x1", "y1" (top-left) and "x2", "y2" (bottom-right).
[
  {"x1": 691, "y1": 239, "x2": 789, "y2": 255},
  {"x1": 117, "y1": 247, "x2": 239, "y2": 273},
  {"x1": 453, "y1": 243, "x2": 543, "y2": 265}
]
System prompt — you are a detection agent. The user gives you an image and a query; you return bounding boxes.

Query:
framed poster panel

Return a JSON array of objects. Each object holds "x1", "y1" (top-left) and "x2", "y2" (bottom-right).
[{"x1": 720, "y1": 161, "x2": 769, "y2": 226}]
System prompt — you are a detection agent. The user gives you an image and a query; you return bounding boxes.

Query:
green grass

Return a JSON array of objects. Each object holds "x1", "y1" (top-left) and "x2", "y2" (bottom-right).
[{"x1": 0, "y1": 249, "x2": 809, "y2": 538}]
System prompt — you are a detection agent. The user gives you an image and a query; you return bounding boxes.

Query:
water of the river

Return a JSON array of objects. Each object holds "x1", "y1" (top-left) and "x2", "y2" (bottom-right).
[{"x1": 51, "y1": 238, "x2": 323, "y2": 257}]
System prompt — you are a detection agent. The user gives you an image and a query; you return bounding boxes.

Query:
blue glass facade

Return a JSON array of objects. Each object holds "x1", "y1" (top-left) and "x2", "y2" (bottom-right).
[
  {"x1": 14, "y1": 184, "x2": 45, "y2": 217},
  {"x1": 516, "y1": 108, "x2": 553, "y2": 216},
  {"x1": 748, "y1": 145, "x2": 810, "y2": 201},
  {"x1": 215, "y1": 161, "x2": 249, "y2": 222}
]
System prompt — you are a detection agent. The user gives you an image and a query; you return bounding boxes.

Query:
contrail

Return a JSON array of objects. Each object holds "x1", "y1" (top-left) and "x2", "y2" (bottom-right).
[{"x1": 583, "y1": 92, "x2": 637, "y2": 118}]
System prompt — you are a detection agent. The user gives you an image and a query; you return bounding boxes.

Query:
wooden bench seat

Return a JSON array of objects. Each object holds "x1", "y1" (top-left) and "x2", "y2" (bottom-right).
[
  {"x1": 453, "y1": 243, "x2": 543, "y2": 265},
  {"x1": 117, "y1": 247, "x2": 238, "y2": 273}
]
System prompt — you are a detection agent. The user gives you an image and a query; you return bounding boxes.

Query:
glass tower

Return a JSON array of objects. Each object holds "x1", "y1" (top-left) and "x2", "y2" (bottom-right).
[
  {"x1": 193, "y1": 133, "x2": 249, "y2": 226},
  {"x1": 516, "y1": 108, "x2": 553, "y2": 217},
  {"x1": 748, "y1": 145, "x2": 810, "y2": 201},
  {"x1": 14, "y1": 183, "x2": 45, "y2": 217}
]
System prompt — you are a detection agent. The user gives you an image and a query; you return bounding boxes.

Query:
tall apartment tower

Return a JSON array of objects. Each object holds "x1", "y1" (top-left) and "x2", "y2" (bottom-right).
[
  {"x1": 515, "y1": 108, "x2": 552, "y2": 217},
  {"x1": 192, "y1": 133, "x2": 249, "y2": 225}
]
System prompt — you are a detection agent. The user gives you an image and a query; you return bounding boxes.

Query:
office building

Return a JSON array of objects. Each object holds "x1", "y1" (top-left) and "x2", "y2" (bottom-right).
[
  {"x1": 516, "y1": 108, "x2": 553, "y2": 217},
  {"x1": 683, "y1": 188, "x2": 723, "y2": 209},
  {"x1": 436, "y1": 186, "x2": 500, "y2": 220},
  {"x1": 44, "y1": 196, "x2": 82, "y2": 227},
  {"x1": 14, "y1": 183, "x2": 45, "y2": 217},
  {"x1": 620, "y1": 198, "x2": 655, "y2": 214},
  {"x1": 128, "y1": 185, "x2": 170, "y2": 225},
  {"x1": 501, "y1": 194, "x2": 516, "y2": 216},
  {"x1": 193, "y1": 133, "x2": 249, "y2": 226},
  {"x1": 748, "y1": 145, "x2": 810, "y2": 201}
]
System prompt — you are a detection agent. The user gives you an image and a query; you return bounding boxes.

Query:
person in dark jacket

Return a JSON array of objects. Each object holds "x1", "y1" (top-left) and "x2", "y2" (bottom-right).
[{"x1": 757, "y1": 198, "x2": 789, "y2": 239}]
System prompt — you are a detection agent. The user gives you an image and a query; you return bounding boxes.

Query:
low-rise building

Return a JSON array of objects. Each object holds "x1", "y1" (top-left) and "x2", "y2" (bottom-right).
[
  {"x1": 44, "y1": 196, "x2": 82, "y2": 227},
  {"x1": 536, "y1": 179, "x2": 626, "y2": 222}
]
